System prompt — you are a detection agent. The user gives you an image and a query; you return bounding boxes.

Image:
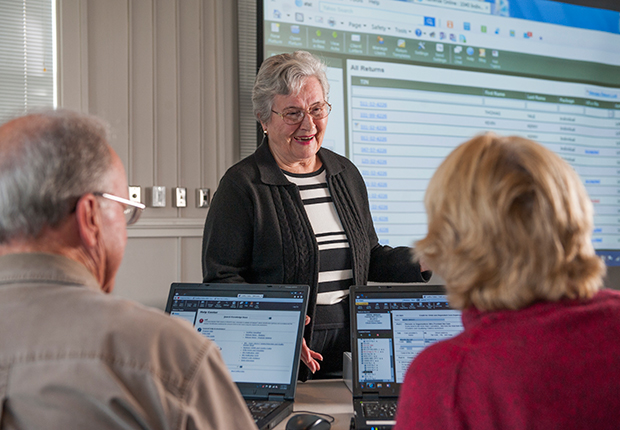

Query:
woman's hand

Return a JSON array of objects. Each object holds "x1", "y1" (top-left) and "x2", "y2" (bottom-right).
[
  {"x1": 420, "y1": 258, "x2": 431, "y2": 273},
  {"x1": 301, "y1": 316, "x2": 323, "y2": 373}
]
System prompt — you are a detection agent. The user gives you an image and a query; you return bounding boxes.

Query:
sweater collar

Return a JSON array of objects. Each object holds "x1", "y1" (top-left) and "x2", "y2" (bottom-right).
[
  {"x1": 460, "y1": 294, "x2": 601, "y2": 329},
  {"x1": 255, "y1": 139, "x2": 346, "y2": 185}
]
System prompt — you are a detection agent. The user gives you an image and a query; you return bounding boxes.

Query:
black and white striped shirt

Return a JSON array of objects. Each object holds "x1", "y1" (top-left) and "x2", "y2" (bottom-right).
[{"x1": 283, "y1": 167, "x2": 354, "y2": 310}]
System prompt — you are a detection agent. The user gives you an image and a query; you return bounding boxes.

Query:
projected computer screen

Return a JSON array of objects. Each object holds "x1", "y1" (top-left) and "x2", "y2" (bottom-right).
[{"x1": 259, "y1": 0, "x2": 620, "y2": 265}]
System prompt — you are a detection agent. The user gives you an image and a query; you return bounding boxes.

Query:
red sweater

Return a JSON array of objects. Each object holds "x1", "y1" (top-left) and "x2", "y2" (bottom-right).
[{"x1": 394, "y1": 289, "x2": 620, "y2": 430}]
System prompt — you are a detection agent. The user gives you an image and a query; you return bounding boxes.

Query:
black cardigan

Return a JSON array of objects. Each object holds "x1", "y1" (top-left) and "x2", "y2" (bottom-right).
[{"x1": 201, "y1": 142, "x2": 429, "y2": 378}]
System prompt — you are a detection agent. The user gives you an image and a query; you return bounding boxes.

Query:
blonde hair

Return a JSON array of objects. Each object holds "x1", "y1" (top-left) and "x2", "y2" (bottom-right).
[{"x1": 415, "y1": 134, "x2": 605, "y2": 311}]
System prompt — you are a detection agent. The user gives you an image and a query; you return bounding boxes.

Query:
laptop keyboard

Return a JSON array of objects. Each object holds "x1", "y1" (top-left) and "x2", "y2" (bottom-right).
[
  {"x1": 362, "y1": 400, "x2": 397, "y2": 419},
  {"x1": 246, "y1": 400, "x2": 281, "y2": 421}
]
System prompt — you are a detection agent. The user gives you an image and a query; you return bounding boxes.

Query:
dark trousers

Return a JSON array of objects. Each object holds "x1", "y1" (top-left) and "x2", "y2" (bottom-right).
[{"x1": 308, "y1": 324, "x2": 351, "y2": 379}]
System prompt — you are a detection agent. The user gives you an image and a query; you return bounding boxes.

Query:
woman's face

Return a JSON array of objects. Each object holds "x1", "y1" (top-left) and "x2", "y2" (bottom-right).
[{"x1": 263, "y1": 76, "x2": 328, "y2": 171}]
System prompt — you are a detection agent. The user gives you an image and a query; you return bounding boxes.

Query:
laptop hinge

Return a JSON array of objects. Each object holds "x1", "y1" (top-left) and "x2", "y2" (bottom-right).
[
  {"x1": 362, "y1": 393, "x2": 380, "y2": 401},
  {"x1": 268, "y1": 394, "x2": 285, "y2": 402}
]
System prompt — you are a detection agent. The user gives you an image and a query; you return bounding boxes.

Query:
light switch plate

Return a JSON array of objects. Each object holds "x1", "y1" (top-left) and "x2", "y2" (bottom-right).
[
  {"x1": 148, "y1": 186, "x2": 166, "y2": 207},
  {"x1": 128, "y1": 186, "x2": 141, "y2": 204},
  {"x1": 197, "y1": 188, "x2": 210, "y2": 208},
  {"x1": 173, "y1": 187, "x2": 187, "y2": 208}
]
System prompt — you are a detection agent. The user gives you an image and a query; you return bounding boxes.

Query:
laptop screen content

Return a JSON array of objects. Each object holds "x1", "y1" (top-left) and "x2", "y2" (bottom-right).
[
  {"x1": 166, "y1": 283, "x2": 308, "y2": 398},
  {"x1": 352, "y1": 286, "x2": 464, "y2": 395}
]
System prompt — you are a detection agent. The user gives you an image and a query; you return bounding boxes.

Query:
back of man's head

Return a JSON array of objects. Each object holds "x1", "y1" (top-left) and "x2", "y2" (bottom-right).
[{"x1": 0, "y1": 109, "x2": 111, "y2": 244}]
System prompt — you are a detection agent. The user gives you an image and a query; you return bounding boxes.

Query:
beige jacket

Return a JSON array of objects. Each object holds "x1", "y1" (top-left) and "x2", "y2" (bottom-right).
[{"x1": 0, "y1": 253, "x2": 257, "y2": 430}]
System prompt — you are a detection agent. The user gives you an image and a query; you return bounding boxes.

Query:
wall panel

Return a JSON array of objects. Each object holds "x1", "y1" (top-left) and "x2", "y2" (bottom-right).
[
  {"x1": 129, "y1": 0, "x2": 155, "y2": 187},
  {"x1": 178, "y1": 0, "x2": 203, "y2": 218},
  {"x1": 57, "y1": 0, "x2": 88, "y2": 111},
  {"x1": 214, "y1": 0, "x2": 239, "y2": 174},
  {"x1": 181, "y1": 237, "x2": 203, "y2": 284},
  {"x1": 152, "y1": 0, "x2": 179, "y2": 217},
  {"x1": 58, "y1": 0, "x2": 238, "y2": 309},
  {"x1": 200, "y1": 0, "x2": 221, "y2": 191},
  {"x1": 115, "y1": 237, "x2": 178, "y2": 309},
  {"x1": 86, "y1": 0, "x2": 130, "y2": 167}
]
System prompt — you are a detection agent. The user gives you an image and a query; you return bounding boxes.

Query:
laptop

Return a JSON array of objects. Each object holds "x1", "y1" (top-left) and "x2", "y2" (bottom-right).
[
  {"x1": 349, "y1": 285, "x2": 464, "y2": 430},
  {"x1": 165, "y1": 283, "x2": 309, "y2": 430}
]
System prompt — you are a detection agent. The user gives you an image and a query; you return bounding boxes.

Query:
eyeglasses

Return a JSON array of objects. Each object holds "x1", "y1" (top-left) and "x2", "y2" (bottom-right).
[
  {"x1": 94, "y1": 192, "x2": 145, "y2": 226},
  {"x1": 271, "y1": 101, "x2": 332, "y2": 125}
]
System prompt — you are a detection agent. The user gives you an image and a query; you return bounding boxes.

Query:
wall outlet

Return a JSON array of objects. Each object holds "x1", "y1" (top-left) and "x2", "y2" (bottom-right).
[
  {"x1": 147, "y1": 186, "x2": 166, "y2": 207},
  {"x1": 128, "y1": 186, "x2": 142, "y2": 204},
  {"x1": 173, "y1": 187, "x2": 187, "y2": 208},
  {"x1": 196, "y1": 188, "x2": 210, "y2": 208}
]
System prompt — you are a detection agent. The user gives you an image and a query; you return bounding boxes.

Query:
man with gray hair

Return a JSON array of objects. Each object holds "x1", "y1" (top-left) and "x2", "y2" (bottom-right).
[{"x1": 0, "y1": 109, "x2": 257, "y2": 429}]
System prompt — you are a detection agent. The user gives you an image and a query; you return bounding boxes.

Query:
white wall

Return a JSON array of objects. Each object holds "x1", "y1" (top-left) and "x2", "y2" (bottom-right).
[{"x1": 57, "y1": 0, "x2": 240, "y2": 309}]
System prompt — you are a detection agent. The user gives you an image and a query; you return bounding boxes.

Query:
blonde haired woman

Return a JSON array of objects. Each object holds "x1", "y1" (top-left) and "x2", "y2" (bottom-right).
[{"x1": 394, "y1": 134, "x2": 619, "y2": 430}]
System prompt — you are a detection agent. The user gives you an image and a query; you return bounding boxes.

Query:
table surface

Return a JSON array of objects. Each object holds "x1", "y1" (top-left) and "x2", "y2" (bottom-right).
[{"x1": 273, "y1": 379, "x2": 354, "y2": 430}]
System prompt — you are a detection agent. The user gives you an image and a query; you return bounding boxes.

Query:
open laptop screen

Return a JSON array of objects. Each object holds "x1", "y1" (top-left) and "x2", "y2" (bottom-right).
[
  {"x1": 165, "y1": 283, "x2": 308, "y2": 399},
  {"x1": 351, "y1": 285, "x2": 464, "y2": 396}
]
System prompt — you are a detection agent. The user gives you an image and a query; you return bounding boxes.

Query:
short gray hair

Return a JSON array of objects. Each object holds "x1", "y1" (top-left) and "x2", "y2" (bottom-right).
[
  {"x1": 252, "y1": 51, "x2": 330, "y2": 125},
  {"x1": 0, "y1": 109, "x2": 112, "y2": 243}
]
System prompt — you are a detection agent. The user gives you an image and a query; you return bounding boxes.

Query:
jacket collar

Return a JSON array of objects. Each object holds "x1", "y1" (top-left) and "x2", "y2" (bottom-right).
[
  {"x1": 0, "y1": 252, "x2": 101, "y2": 292},
  {"x1": 255, "y1": 139, "x2": 346, "y2": 185}
]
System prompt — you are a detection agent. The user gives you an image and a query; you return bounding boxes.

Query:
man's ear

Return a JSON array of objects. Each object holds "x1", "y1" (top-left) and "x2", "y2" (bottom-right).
[{"x1": 74, "y1": 194, "x2": 101, "y2": 248}]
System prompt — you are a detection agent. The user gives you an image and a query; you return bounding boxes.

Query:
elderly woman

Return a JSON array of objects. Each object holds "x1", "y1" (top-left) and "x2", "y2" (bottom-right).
[
  {"x1": 202, "y1": 51, "x2": 430, "y2": 379},
  {"x1": 394, "y1": 134, "x2": 620, "y2": 430}
]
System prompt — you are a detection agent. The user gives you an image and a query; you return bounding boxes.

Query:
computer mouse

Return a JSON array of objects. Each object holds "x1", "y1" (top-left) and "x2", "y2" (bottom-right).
[{"x1": 285, "y1": 413, "x2": 331, "y2": 430}]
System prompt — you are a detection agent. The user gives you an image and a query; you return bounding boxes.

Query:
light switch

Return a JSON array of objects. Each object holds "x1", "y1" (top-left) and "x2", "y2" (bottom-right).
[
  {"x1": 197, "y1": 188, "x2": 210, "y2": 208},
  {"x1": 147, "y1": 186, "x2": 166, "y2": 207},
  {"x1": 173, "y1": 187, "x2": 187, "y2": 208}
]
